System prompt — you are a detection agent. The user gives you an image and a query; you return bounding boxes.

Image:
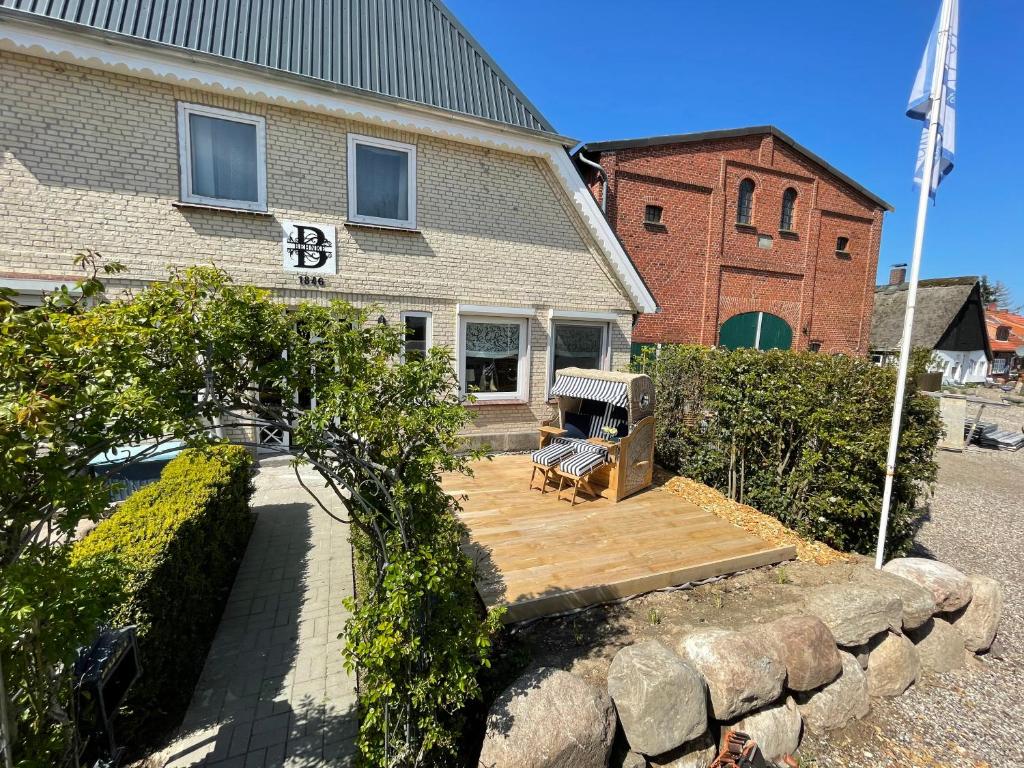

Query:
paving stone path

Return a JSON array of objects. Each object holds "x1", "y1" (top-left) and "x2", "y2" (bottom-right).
[{"x1": 156, "y1": 457, "x2": 358, "y2": 767}]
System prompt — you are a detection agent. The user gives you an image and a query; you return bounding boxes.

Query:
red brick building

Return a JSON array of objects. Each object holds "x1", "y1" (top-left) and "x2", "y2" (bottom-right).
[{"x1": 575, "y1": 127, "x2": 893, "y2": 354}]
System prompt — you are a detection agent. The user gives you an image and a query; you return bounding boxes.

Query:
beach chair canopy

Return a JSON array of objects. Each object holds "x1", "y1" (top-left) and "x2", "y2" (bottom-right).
[{"x1": 550, "y1": 367, "x2": 655, "y2": 429}]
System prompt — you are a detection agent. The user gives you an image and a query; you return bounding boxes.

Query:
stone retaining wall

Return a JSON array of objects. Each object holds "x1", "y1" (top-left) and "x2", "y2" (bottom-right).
[{"x1": 478, "y1": 557, "x2": 1003, "y2": 768}]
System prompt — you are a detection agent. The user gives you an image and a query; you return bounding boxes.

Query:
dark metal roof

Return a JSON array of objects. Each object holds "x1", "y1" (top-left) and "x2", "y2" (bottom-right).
[
  {"x1": 0, "y1": 0, "x2": 556, "y2": 134},
  {"x1": 579, "y1": 126, "x2": 894, "y2": 212}
]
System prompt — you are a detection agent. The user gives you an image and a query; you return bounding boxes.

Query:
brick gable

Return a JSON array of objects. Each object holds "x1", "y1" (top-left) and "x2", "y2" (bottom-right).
[{"x1": 581, "y1": 132, "x2": 886, "y2": 354}]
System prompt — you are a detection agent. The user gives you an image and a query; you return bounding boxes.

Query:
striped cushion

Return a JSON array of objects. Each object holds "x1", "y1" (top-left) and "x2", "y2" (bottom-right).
[
  {"x1": 559, "y1": 447, "x2": 608, "y2": 478},
  {"x1": 531, "y1": 440, "x2": 577, "y2": 467}
]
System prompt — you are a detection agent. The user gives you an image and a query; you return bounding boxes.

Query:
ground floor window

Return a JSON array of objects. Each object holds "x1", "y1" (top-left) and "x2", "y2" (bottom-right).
[
  {"x1": 549, "y1": 321, "x2": 608, "y2": 388},
  {"x1": 718, "y1": 311, "x2": 793, "y2": 351},
  {"x1": 400, "y1": 311, "x2": 431, "y2": 361},
  {"x1": 460, "y1": 315, "x2": 529, "y2": 401}
]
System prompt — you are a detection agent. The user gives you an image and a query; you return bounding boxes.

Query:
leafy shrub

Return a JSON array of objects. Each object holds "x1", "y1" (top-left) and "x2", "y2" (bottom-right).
[
  {"x1": 0, "y1": 548, "x2": 116, "y2": 767},
  {"x1": 650, "y1": 346, "x2": 942, "y2": 555},
  {"x1": 346, "y1": 503, "x2": 502, "y2": 767},
  {"x1": 71, "y1": 444, "x2": 255, "y2": 740}
]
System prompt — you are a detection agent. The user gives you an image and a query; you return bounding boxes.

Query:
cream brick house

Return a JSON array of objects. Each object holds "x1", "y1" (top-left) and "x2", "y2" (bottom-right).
[{"x1": 0, "y1": 1, "x2": 656, "y2": 450}]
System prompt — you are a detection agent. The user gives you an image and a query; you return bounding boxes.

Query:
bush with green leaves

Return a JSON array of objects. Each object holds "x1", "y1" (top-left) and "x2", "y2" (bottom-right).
[
  {"x1": 3, "y1": 261, "x2": 500, "y2": 766},
  {"x1": 81, "y1": 266, "x2": 500, "y2": 766},
  {"x1": 0, "y1": 548, "x2": 116, "y2": 767},
  {"x1": 71, "y1": 445, "x2": 254, "y2": 740},
  {"x1": 649, "y1": 346, "x2": 942, "y2": 555}
]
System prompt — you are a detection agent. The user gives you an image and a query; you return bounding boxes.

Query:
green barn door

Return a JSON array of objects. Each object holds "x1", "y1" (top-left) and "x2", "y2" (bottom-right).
[
  {"x1": 719, "y1": 312, "x2": 793, "y2": 351},
  {"x1": 719, "y1": 312, "x2": 759, "y2": 350},
  {"x1": 756, "y1": 313, "x2": 793, "y2": 350}
]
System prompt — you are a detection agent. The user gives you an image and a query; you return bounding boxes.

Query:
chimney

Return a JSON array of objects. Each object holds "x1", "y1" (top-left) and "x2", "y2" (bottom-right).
[{"x1": 889, "y1": 264, "x2": 907, "y2": 286}]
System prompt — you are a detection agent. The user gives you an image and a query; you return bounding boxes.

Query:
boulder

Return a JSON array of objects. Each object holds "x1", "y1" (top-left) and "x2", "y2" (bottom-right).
[
  {"x1": 882, "y1": 558, "x2": 972, "y2": 613},
  {"x1": 478, "y1": 667, "x2": 616, "y2": 768},
  {"x1": 949, "y1": 575, "x2": 1003, "y2": 652},
  {"x1": 729, "y1": 697, "x2": 802, "y2": 762},
  {"x1": 908, "y1": 618, "x2": 965, "y2": 673},
  {"x1": 866, "y1": 633, "x2": 920, "y2": 698},
  {"x1": 676, "y1": 629, "x2": 786, "y2": 721},
  {"x1": 797, "y1": 652, "x2": 870, "y2": 732},
  {"x1": 843, "y1": 640, "x2": 873, "y2": 670},
  {"x1": 617, "y1": 751, "x2": 646, "y2": 768},
  {"x1": 850, "y1": 567, "x2": 937, "y2": 630},
  {"x1": 607, "y1": 641, "x2": 707, "y2": 756},
  {"x1": 649, "y1": 734, "x2": 717, "y2": 768},
  {"x1": 762, "y1": 615, "x2": 842, "y2": 691},
  {"x1": 801, "y1": 584, "x2": 902, "y2": 646}
]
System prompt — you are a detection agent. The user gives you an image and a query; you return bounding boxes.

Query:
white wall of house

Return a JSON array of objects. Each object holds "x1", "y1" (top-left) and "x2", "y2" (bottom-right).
[{"x1": 934, "y1": 349, "x2": 989, "y2": 385}]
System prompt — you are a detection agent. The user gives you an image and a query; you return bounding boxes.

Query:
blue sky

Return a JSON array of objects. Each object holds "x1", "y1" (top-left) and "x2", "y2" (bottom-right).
[{"x1": 448, "y1": 0, "x2": 1023, "y2": 304}]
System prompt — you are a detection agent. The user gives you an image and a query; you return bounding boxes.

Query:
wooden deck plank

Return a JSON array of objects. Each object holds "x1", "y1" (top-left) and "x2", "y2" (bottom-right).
[{"x1": 443, "y1": 453, "x2": 795, "y2": 622}]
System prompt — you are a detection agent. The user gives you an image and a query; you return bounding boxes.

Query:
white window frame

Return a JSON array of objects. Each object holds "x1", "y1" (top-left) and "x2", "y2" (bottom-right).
[
  {"x1": 547, "y1": 319, "x2": 611, "y2": 396},
  {"x1": 177, "y1": 102, "x2": 268, "y2": 212},
  {"x1": 347, "y1": 133, "x2": 417, "y2": 229},
  {"x1": 400, "y1": 310, "x2": 432, "y2": 363},
  {"x1": 0, "y1": 277, "x2": 80, "y2": 308},
  {"x1": 457, "y1": 307, "x2": 532, "y2": 402}
]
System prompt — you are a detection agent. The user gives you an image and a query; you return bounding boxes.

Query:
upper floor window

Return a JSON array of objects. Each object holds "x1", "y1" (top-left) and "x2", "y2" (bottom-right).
[
  {"x1": 737, "y1": 179, "x2": 755, "y2": 225},
  {"x1": 780, "y1": 188, "x2": 797, "y2": 231},
  {"x1": 644, "y1": 204, "x2": 664, "y2": 225},
  {"x1": 177, "y1": 103, "x2": 267, "y2": 211},
  {"x1": 996, "y1": 326, "x2": 1011, "y2": 341},
  {"x1": 835, "y1": 236, "x2": 850, "y2": 255},
  {"x1": 347, "y1": 134, "x2": 417, "y2": 229}
]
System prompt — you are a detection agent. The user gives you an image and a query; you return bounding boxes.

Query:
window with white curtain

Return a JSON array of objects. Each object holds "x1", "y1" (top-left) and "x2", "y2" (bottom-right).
[
  {"x1": 459, "y1": 316, "x2": 529, "y2": 401},
  {"x1": 177, "y1": 103, "x2": 266, "y2": 211},
  {"x1": 549, "y1": 321, "x2": 608, "y2": 388},
  {"x1": 347, "y1": 134, "x2": 417, "y2": 228}
]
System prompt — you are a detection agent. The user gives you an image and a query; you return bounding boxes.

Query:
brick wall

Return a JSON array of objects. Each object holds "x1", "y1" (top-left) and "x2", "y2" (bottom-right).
[
  {"x1": 585, "y1": 133, "x2": 885, "y2": 354},
  {"x1": 0, "y1": 51, "x2": 636, "y2": 443}
]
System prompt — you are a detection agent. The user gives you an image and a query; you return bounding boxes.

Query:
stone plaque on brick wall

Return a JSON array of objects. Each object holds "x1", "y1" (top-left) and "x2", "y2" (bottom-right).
[{"x1": 282, "y1": 221, "x2": 336, "y2": 275}]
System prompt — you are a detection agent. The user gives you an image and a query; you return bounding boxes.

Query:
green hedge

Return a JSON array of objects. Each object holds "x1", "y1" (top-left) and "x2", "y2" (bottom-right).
[
  {"x1": 71, "y1": 444, "x2": 255, "y2": 740},
  {"x1": 649, "y1": 346, "x2": 942, "y2": 555}
]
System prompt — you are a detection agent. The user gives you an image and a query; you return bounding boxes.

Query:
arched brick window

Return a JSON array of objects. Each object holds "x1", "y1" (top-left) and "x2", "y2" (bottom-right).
[
  {"x1": 780, "y1": 187, "x2": 797, "y2": 231},
  {"x1": 737, "y1": 178, "x2": 755, "y2": 225}
]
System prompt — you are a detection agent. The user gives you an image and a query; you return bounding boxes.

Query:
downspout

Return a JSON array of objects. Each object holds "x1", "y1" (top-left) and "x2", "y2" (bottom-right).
[{"x1": 576, "y1": 151, "x2": 608, "y2": 213}]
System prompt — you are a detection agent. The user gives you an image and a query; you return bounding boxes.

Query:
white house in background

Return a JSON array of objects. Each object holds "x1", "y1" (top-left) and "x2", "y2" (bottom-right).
[{"x1": 870, "y1": 271, "x2": 992, "y2": 385}]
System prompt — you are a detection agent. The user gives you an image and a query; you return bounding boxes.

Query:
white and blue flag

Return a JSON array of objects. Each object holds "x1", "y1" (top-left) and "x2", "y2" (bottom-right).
[{"x1": 907, "y1": 0, "x2": 958, "y2": 197}]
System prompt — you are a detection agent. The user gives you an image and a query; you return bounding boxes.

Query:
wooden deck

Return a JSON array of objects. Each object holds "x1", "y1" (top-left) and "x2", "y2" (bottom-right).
[{"x1": 442, "y1": 453, "x2": 796, "y2": 623}]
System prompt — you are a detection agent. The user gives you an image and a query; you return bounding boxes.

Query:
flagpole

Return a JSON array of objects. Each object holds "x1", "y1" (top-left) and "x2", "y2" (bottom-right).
[{"x1": 874, "y1": 0, "x2": 955, "y2": 569}]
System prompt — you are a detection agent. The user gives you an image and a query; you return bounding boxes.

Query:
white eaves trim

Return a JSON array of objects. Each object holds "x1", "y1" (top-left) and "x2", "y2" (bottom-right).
[{"x1": 0, "y1": 15, "x2": 657, "y2": 314}]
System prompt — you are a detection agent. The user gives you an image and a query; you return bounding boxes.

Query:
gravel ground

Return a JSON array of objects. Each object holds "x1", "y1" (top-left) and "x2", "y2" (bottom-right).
[{"x1": 801, "y1": 429, "x2": 1024, "y2": 767}]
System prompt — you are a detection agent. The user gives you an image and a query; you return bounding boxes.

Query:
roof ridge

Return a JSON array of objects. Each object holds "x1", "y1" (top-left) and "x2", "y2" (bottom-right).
[{"x1": 876, "y1": 275, "x2": 979, "y2": 291}]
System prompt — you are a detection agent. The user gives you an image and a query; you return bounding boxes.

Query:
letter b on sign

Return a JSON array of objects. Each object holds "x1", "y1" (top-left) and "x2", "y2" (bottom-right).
[{"x1": 282, "y1": 221, "x2": 337, "y2": 275}]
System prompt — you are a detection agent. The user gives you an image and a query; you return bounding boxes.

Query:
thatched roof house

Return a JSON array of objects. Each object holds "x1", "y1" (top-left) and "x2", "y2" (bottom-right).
[{"x1": 870, "y1": 272, "x2": 992, "y2": 384}]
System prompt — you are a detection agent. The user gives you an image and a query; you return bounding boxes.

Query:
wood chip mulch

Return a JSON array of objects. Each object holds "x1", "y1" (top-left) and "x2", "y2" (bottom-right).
[{"x1": 660, "y1": 472, "x2": 854, "y2": 565}]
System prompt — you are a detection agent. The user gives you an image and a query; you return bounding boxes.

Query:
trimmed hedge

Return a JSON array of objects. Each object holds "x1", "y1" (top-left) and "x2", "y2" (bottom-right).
[
  {"x1": 648, "y1": 346, "x2": 942, "y2": 555},
  {"x1": 72, "y1": 444, "x2": 254, "y2": 740}
]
